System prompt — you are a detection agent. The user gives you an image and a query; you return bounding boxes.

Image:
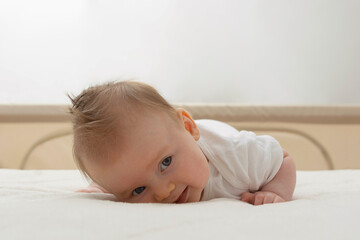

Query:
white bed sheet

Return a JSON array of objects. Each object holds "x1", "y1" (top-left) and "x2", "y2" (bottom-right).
[{"x1": 1, "y1": 169, "x2": 360, "y2": 240}]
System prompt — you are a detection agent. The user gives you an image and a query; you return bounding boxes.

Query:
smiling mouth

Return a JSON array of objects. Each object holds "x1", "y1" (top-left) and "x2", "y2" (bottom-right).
[{"x1": 175, "y1": 186, "x2": 188, "y2": 204}]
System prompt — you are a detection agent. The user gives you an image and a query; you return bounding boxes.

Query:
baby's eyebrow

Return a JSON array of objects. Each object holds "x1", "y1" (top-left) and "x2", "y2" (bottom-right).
[
  {"x1": 140, "y1": 144, "x2": 170, "y2": 172},
  {"x1": 115, "y1": 192, "x2": 129, "y2": 201},
  {"x1": 114, "y1": 180, "x2": 144, "y2": 199},
  {"x1": 112, "y1": 186, "x2": 135, "y2": 200}
]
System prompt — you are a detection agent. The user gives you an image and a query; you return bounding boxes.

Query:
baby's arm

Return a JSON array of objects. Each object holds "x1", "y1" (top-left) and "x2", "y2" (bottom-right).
[{"x1": 241, "y1": 149, "x2": 296, "y2": 205}]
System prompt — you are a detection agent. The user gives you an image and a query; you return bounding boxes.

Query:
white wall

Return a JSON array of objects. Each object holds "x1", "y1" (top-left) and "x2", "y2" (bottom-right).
[{"x1": 1, "y1": 0, "x2": 359, "y2": 105}]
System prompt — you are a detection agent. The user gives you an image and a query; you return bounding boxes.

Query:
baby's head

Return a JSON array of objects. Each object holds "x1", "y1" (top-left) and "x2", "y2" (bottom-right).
[{"x1": 69, "y1": 81, "x2": 209, "y2": 203}]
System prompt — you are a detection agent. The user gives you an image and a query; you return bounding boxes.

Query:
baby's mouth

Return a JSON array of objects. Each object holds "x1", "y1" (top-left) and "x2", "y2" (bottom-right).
[{"x1": 175, "y1": 186, "x2": 188, "y2": 204}]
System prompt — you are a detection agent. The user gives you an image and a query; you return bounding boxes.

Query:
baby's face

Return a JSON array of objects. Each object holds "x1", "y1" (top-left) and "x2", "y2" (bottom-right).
[{"x1": 87, "y1": 108, "x2": 209, "y2": 203}]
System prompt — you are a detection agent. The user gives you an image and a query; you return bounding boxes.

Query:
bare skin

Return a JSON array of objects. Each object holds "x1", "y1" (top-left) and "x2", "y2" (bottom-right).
[{"x1": 76, "y1": 181, "x2": 109, "y2": 193}]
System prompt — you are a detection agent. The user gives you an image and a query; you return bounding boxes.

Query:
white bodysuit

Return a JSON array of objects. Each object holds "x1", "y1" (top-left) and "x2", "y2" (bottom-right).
[{"x1": 195, "y1": 120, "x2": 283, "y2": 201}]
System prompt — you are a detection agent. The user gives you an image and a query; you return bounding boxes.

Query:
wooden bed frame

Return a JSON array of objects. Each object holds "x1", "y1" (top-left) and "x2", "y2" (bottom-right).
[{"x1": 1, "y1": 105, "x2": 360, "y2": 170}]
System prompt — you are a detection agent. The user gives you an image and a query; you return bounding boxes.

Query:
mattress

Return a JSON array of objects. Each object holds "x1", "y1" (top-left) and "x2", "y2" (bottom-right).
[{"x1": 1, "y1": 169, "x2": 359, "y2": 239}]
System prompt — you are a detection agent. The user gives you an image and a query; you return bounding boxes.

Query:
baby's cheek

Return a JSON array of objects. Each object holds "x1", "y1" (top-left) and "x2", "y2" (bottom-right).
[
  {"x1": 195, "y1": 154, "x2": 210, "y2": 187},
  {"x1": 201, "y1": 164, "x2": 210, "y2": 187},
  {"x1": 193, "y1": 162, "x2": 210, "y2": 189}
]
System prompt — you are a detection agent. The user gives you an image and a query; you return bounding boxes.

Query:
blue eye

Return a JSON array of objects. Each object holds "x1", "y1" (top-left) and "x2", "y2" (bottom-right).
[
  {"x1": 160, "y1": 156, "x2": 172, "y2": 171},
  {"x1": 132, "y1": 186, "x2": 145, "y2": 196}
]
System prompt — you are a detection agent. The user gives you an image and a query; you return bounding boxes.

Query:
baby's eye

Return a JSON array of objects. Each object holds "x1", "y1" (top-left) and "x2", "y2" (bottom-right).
[
  {"x1": 160, "y1": 156, "x2": 172, "y2": 171},
  {"x1": 132, "y1": 186, "x2": 146, "y2": 196}
]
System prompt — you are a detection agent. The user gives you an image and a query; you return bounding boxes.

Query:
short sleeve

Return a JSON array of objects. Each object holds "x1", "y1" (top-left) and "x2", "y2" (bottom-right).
[
  {"x1": 240, "y1": 131, "x2": 284, "y2": 192},
  {"x1": 196, "y1": 119, "x2": 284, "y2": 197}
]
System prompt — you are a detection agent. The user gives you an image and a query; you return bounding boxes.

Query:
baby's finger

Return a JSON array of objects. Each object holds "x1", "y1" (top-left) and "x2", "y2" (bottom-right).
[
  {"x1": 76, "y1": 187, "x2": 104, "y2": 193},
  {"x1": 241, "y1": 192, "x2": 255, "y2": 204},
  {"x1": 76, "y1": 188, "x2": 93, "y2": 193},
  {"x1": 254, "y1": 194, "x2": 265, "y2": 205},
  {"x1": 273, "y1": 196, "x2": 285, "y2": 203},
  {"x1": 263, "y1": 194, "x2": 275, "y2": 204}
]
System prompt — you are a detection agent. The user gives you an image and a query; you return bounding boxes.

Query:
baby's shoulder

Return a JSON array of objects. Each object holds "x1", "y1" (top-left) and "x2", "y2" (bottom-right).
[
  {"x1": 196, "y1": 119, "x2": 256, "y2": 145},
  {"x1": 195, "y1": 119, "x2": 238, "y2": 133},
  {"x1": 195, "y1": 119, "x2": 246, "y2": 140}
]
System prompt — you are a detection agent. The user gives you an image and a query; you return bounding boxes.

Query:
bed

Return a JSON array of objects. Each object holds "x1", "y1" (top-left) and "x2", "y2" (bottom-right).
[{"x1": 1, "y1": 104, "x2": 360, "y2": 239}]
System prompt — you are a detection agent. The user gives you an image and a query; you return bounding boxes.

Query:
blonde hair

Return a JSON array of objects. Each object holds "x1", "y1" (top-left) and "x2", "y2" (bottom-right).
[{"x1": 68, "y1": 80, "x2": 177, "y2": 178}]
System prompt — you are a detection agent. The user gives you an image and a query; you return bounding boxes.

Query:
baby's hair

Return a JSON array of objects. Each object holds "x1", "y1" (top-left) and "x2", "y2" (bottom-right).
[{"x1": 68, "y1": 80, "x2": 178, "y2": 179}]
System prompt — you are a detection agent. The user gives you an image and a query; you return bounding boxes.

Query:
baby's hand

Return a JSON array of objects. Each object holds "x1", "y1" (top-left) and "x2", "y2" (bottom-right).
[
  {"x1": 241, "y1": 191, "x2": 285, "y2": 205},
  {"x1": 76, "y1": 182, "x2": 109, "y2": 193}
]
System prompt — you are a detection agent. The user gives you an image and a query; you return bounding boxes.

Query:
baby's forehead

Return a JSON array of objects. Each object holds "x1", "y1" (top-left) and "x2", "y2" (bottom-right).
[
  {"x1": 88, "y1": 107, "x2": 181, "y2": 176},
  {"x1": 116, "y1": 107, "x2": 180, "y2": 132}
]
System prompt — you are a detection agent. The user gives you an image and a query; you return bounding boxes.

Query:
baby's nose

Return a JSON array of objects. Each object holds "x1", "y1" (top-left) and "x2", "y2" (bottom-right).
[{"x1": 154, "y1": 183, "x2": 175, "y2": 202}]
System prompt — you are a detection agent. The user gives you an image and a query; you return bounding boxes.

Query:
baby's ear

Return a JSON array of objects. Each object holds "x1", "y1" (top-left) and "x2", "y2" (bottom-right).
[{"x1": 176, "y1": 108, "x2": 200, "y2": 141}]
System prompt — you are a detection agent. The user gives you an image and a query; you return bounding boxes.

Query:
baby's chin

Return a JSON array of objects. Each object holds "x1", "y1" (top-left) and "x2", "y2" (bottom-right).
[{"x1": 188, "y1": 188, "x2": 205, "y2": 203}]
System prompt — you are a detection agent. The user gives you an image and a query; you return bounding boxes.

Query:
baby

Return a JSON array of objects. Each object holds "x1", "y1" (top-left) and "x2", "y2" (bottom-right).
[{"x1": 69, "y1": 81, "x2": 296, "y2": 205}]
